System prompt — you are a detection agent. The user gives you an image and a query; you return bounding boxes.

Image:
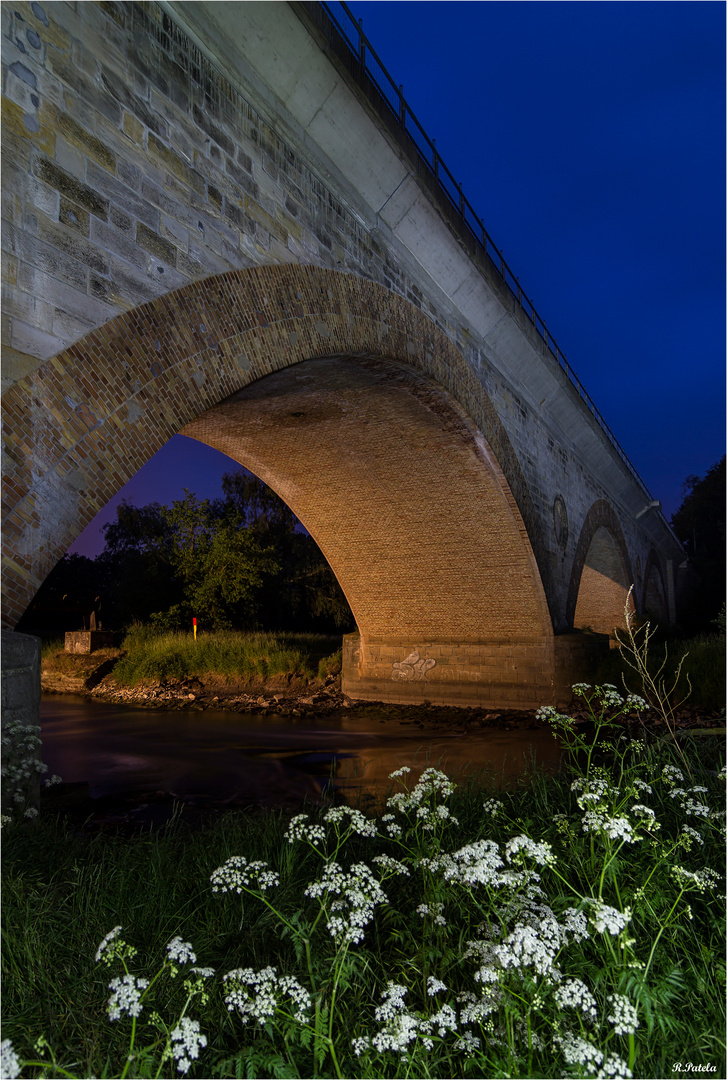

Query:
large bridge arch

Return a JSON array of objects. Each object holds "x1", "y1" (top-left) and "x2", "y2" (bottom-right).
[{"x1": 2, "y1": 264, "x2": 580, "y2": 707}]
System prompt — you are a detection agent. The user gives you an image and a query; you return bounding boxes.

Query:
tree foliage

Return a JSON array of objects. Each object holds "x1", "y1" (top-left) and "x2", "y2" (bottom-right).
[
  {"x1": 99, "y1": 473, "x2": 354, "y2": 633},
  {"x1": 670, "y1": 455, "x2": 725, "y2": 629}
]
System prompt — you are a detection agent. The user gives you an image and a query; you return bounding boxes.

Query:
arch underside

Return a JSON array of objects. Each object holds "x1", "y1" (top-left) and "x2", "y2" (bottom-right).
[
  {"x1": 573, "y1": 525, "x2": 634, "y2": 640},
  {"x1": 183, "y1": 355, "x2": 557, "y2": 706}
]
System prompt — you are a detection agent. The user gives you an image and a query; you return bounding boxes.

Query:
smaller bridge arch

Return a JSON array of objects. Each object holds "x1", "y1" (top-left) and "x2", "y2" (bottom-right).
[
  {"x1": 568, "y1": 500, "x2": 635, "y2": 640},
  {"x1": 642, "y1": 550, "x2": 668, "y2": 624}
]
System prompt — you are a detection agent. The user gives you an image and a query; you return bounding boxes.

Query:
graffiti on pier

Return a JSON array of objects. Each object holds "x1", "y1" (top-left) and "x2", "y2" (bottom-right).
[{"x1": 392, "y1": 650, "x2": 436, "y2": 681}]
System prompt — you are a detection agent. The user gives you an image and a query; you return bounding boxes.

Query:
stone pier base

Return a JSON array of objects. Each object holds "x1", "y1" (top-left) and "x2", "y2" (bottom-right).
[
  {"x1": 65, "y1": 631, "x2": 115, "y2": 654},
  {"x1": 1, "y1": 630, "x2": 42, "y2": 819},
  {"x1": 342, "y1": 630, "x2": 609, "y2": 709}
]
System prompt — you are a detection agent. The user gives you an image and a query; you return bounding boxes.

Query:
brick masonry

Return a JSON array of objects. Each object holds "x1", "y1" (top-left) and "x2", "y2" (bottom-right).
[{"x1": 1, "y1": 0, "x2": 678, "y2": 703}]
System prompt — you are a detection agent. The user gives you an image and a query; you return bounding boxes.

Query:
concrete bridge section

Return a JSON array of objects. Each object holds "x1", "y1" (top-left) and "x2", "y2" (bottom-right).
[{"x1": 1, "y1": 0, "x2": 684, "y2": 707}]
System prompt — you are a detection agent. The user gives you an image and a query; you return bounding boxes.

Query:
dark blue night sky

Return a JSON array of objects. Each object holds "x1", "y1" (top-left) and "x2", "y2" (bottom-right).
[{"x1": 70, "y1": 1, "x2": 725, "y2": 558}]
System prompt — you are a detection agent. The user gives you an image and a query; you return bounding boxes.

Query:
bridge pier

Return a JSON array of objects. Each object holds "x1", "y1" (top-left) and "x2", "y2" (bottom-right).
[{"x1": 342, "y1": 630, "x2": 609, "y2": 710}]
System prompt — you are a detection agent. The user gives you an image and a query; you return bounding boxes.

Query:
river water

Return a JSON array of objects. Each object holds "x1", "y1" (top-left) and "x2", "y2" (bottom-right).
[{"x1": 40, "y1": 695, "x2": 562, "y2": 811}]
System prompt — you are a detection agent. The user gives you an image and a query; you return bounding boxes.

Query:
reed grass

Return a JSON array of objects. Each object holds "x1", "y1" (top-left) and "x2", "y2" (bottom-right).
[{"x1": 112, "y1": 627, "x2": 342, "y2": 685}]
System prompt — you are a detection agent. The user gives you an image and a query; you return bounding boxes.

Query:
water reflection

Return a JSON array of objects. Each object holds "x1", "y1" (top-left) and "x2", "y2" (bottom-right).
[{"x1": 40, "y1": 696, "x2": 562, "y2": 808}]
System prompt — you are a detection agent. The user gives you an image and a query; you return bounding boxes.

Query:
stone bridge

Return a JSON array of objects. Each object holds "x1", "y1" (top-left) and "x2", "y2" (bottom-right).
[{"x1": 2, "y1": 0, "x2": 684, "y2": 708}]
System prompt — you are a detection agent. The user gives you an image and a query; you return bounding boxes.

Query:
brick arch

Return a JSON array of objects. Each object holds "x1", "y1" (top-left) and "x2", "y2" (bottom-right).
[
  {"x1": 567, "y1": 500, "x2": 635, "y2": 636},
  {"x1": 2, "y1": 265, "x2": 544, "y2": 637},
  {"x1": 642, "y1": 550, "x2": 668, "y2": 623}
]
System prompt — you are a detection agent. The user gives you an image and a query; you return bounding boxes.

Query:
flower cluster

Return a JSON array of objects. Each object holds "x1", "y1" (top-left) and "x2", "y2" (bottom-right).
[
  {"x1": 581, "y1": 811, "x2": 635, "y2": 844},
  {"x1": 386, "y1": 768, "x2": 458, "y2": 831},
  {"x1": 304, "y1": 861, "x2": 387, "y2": 945},
  {"x1": 352, "y1": 982, "x2": 458, "y2": 1056},
  {"x1": 606, "y1": 993, "x2": 639, "y2": 1035},
  {"x1": 107, "y1": 973, "x2": 149, "y2": 1020},
  {"x1": 323, "y1": 805, "x2": 377, "y2": 838},
  {"x1": 95, "y1": 925, "x2": 136, "y2": 966},
  {"x1": 284, "y1": 813, "x2": 326, "y2": 845},
  {"x1": 223, "y1": 966, "x2": 311, "y2": 1024},
  {"x1": 1, "y1": 1039, "x2": 20, "y2": 1080},
  {"x1": 169, "y1": 1017, "x2": 207, "y2": 1075},
  {"x1": 586, "y1": 901, "x2": 631, "y2": 936},
  {"x1": 554, "y1": 977, "x2": 598, "y2": 1022},
  {"x1": 210, "y1": 856, "x2": 279, "y2": 894},
  {"x1": 555, "y1": 1033, "x2": 633, "y2": 1079},
  {"x1": 167, "y1": 937, "x2": 196, "y2": 966}
]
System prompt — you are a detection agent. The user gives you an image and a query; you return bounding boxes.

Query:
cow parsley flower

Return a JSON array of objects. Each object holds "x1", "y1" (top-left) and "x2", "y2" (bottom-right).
[
  {"x1": 305, "y1": 862, "x2": 387, "y2": 944},
  {"x1": 1, "y1": 1040, "x2": 20, "y2": 1079},
  {"x1": 661, "y1": 764, "x2": 684, "y2": 784},
  {"x1": 324, "y1": 806, "x2": 377, "y2": 837},
  {"x1": 107, "y1": 974, "x2": 149, "y2": 1020},
  {"x1": 680, "y1": 824, "x2": 704, "y2": 847},
  {"x1": 170, "y1": 1017, "x2": 207, "y2": 1074},
  {"x1": 606, "y1": 993, "x2": 639, "y2": 1035},
  {"x1": 210, "y1": 856, "x2": 279, "y2": 893},
  {"x1": 95, "y1": 925, "x2": 124, "y2": 963},
  {"x1": 284, "y1": 814, "x2": 326, "y2": 845},
  {"x1": 671, "y1": 866, "x2": 721, "y2": 893},
  {"x1": 427, "y1": 975, "x2": 447, "y2": 995},
  {"x1": 554, "y1": 978, "x2": 598, "y2": 1021},
  {"x1": 561, "y1": 907, "x2": 590, "y2": 944},
  {"x1": 372, "y1": 854, "x2": 410, "y2": 876},
  {"x1": 482, "y1": 797, "x2": 503, "y2": 816},
  {"x1": 223, "y1": 967, "x2": 311, "y2": 1024},
  {"x1": 505, "y1": 834, "x2": 556, "y2": 866},
  {"x1": 167, "y1": 937, "x2": 196, "y2": 966},
  {"x1": 416, "y1": 901, "x2": 446, "y2": 925},
  {"x1": 582, "y1": 811, "x2": 635, "y2": 843},
  {"x1": 587, "y1": 901, "x2": 631, "y2": 936}
]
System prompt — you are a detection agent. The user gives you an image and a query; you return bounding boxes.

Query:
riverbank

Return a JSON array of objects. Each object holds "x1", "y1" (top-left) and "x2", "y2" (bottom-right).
[{"x1": 41, "y1": 644, "x2": 725, "y2": 732}]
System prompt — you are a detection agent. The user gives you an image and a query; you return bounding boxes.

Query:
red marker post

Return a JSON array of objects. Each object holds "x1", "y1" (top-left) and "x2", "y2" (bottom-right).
[{"x1": 193, "y1": 617, "x2": 197, "y2": 641}]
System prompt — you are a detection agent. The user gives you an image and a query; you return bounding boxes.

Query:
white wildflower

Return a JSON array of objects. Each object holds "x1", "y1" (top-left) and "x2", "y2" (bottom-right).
[
  {"x1": 454, "y1": 1030, "x2": 481, "y2": 1054},
  {"x1": 561, "y1": 907, "x2": 590, "y2": 944},
  {"x1": 582, "y1": 811, "x2": 635, "y2": 843},
  {"x1": 661, "y1": 764, "x2": 684, "y2": 784},
  {"x1": 625, "y1": 693, "x2": 648, "y2": 711},
  {"x1": 284, "y1": 814, "x2": 326, "y2": 845},
  {"x1": 587, "y1": 901, "x2": 631, "y2": 936},
  {"x1": 210, "y1": 856, "x2": 279, "y2": 894},
  {"x1": 223, "y1": 966, "x2": 311, "y2": 1024},
  {"x1": 95, "y1": 925, "x2": 124, "y2": 964},
  {"x1": 427, "y1": 975, "x2": 447, "y2": 995},
  {"x1": 388, "y1": 766, "x2": 411, "y2": 779},
  {"x1": 305, "y1": 862, "x2": 387, "y2": 944},
  {"x1": 572, "y1": 683, "x2": 592, "y2": 695},
  {"x1": 671, "y1": 866, "x2": 721, "y2": 893},
  {"x1": 597, "y1": 1053, "x2": 633, "y2": 1079},
  {"x1": 416, "y1": 901, "x2": 446, "y2": 926},
  {"x1": 632, "y1": 778, "x2": 652, "y2": 794},
  {"x1": 324, "y1": 805, "x2": 377, "y2": 837},
  {"x1": 482, "y1": 797, "x2": 503, "y2": 816},
  {"x1": 606, "y1": 993, "x2": 639, "y2": 1035},
  {"x1": 554, "y1": 978, "x2": 598, "y2": 1021},
  {"x1": 372, "y1": 854, "x2": 410, "y2": 876},
  {"x1": 107, "y1": 974, "x2": 149, "y2": 1020},
  {"x1": 505, "y1": 834, "x2": 556, "y2": 866},
  {"x1": 680, "y1": 824, "x2": 704, "y2": 846},
  {"x1": 167, "y1": 937, "x2": 196, "y2": 966},
  {"x1": 556, "y1": 1032, "x2": 604, "y2": 1068},
  {"x1": 1, "y1": 1040, "x2": 20, "y2": 1079},
  {"x1": 170, "y1": 1016, "x2": 207, "y2": 1074}
]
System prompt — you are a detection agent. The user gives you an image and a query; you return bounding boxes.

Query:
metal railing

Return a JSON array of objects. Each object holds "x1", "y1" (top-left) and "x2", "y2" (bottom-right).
[{"x1": 299, "y1": 0, "x2": 655, "y2": 501}]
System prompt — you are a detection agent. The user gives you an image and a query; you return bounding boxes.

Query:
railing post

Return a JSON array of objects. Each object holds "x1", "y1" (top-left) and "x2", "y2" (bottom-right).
[{"x1": 358, "y1": 19, "x2": 365, "y2": 65}]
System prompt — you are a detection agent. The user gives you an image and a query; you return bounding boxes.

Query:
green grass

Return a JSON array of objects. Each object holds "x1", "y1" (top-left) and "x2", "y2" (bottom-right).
[
  {"x1": 112, "y1": 626, "x2": 342, "y2": 685},
  {"x1": 2, "y1": 703, "x2": 724, "y2": 1080}
]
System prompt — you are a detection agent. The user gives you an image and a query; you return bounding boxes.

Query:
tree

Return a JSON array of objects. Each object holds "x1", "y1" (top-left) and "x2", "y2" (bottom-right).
[{"x1": 671, "y1": 456, "x2": 725, "y2": 629}]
